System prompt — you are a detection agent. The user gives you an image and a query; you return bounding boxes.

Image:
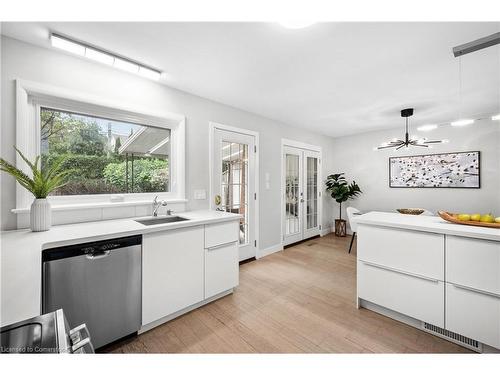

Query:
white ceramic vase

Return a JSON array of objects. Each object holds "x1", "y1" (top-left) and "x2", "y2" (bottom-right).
[{"x1": 30, "y1": 198, "x2": 51, "y2": 232}]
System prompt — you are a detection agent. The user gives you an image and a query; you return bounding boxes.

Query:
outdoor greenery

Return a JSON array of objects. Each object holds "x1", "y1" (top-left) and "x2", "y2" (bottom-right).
[
  {"x1": 0, "y1": 147, "x2": 71, "y2": 198},
  {"x1": 325, "y1": 173, "x2": 362, "y2": 220},
  {"x1": 40, "y1": 108, "x2": 168, "y2": 195}
]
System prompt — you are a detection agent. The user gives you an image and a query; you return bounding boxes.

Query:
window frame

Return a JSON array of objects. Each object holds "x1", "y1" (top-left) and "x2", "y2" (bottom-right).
[{"x1": 14, "y1": 79, "x2": 186, "y2": 212}]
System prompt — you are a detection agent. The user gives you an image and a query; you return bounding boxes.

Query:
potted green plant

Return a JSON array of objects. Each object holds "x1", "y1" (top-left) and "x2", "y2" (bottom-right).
[
  {"x1": 0, "y1": 147, "x2": 70, "y2": 231},
  {"x1": 325, "y1": 173, "x2": 362, "y2": 236}
]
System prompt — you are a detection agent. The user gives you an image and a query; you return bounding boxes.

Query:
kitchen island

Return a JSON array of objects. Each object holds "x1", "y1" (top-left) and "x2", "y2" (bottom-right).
[{"x1": 356, "y1": 211, "x2": 500, "y2": 352}]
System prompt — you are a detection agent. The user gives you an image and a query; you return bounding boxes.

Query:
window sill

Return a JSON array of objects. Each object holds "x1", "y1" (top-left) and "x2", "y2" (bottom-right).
[{"x1": 11, "y1": 198, "x2": 188, "y2": 214}]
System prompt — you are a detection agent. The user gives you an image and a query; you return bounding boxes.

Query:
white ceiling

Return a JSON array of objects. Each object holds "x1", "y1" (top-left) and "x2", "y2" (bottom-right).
[{"x1": 2, "y1": 22, "x2": 499, "y2": 137}]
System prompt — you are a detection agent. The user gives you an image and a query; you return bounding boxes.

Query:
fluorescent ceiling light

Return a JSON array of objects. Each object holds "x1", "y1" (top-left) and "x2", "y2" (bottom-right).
[
  {"x1": 114, "y1": 58, "x2": 139, "y2": 73},
  {"x1": 51, "y1": 34, "x2": 85, "y2": 56},
  {"x1": 492, "y1": 114, "x2": 500, "y2": 121},
  {"x1": 138, "y1": 66, "x2": 161, "y2": 80},
  {"x1": 451, "y1": 119, "x2": 474, "y2": 127},
  {"x1": 279, "y1": 21, "x2": 315, "y2": 29},
  {"x1": 85, "y1": 48, "x2": 114, "y2": 65},
  {"x1": 417, "y1": 124, "x2": 438, "y2": 132},
  {"x1": 49, "y1": 33, "x2": 162, "y2": 80}
]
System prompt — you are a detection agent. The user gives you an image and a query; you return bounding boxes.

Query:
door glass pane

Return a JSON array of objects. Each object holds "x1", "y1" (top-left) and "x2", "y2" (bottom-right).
[
  {"x1": 306, "y1": 157, "x2": 318, "y2": 229},
  {"x1": 221, "y1": 141, "x2": 248, "y2": 245},
  {"x1": 285, "y1": 154, "x2": 300, "y2": 235}
]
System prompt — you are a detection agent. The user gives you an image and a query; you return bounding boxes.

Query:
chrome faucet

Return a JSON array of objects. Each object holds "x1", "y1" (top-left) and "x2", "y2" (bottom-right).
[{"x1": 152, "y1": 196, "x2": 167, "y2": 217}]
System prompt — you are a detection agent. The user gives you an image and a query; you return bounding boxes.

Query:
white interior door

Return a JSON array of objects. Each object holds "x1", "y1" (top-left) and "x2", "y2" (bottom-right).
[
  {"x1": 212, "y1": 128, "x2": 256, "y2": 261},
  {"x1": 283, "y1": 146, "x2": 321, "y2": 246}
]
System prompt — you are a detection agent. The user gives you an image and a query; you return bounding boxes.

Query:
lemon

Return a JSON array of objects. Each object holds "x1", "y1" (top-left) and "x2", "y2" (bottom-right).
[
  {"x1": 470, "y1": 214, "x2": 481, "y2": 221},
  {"x1": 480, "y1": 214, "x2": 495, "y2": 223},
  {"x1": 495, "y1": 217, "x2": 500, "y2": 223},
  {"x1": 457, "y1": 214, "x2": 471, "y2": 221}
]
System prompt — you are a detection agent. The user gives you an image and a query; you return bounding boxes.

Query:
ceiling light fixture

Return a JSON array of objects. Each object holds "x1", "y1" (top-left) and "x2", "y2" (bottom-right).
[
  {"x1": 451, "y1": 119, "x2": 475, "y2": 127},
  {"x1": 417, "y1": 124, "x2": 438, "y2": 132},
  {"x1": 278, "y1": 21, "x2": 315, "y2": 29},
  {"x1": 51, "y1": 34, "x2": 85, "y2": 56},
  {"x1": 50, "y1": 33, "x2": 162, "y2": 81},
  {"x1": 492, "y1": 114, "x2": 500, "y2": 121},
  {"x1": 374, "y1": 108, "x2": 448, "y2": 151}
]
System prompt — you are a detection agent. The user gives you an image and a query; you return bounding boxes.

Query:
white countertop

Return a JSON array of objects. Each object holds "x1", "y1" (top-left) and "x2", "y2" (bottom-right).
[
  {"x1": 0, "y1": 210, "x2": 240, "y2": 326},
  {"x1": 1, "y1": 209, "x2": 240, "y2": 251},
  {"x1": 356, "y1": 211, "x2": 500, "y2": 242}
]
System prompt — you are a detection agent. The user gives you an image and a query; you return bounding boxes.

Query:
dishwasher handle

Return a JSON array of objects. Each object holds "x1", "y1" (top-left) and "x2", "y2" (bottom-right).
[{"x1": 86, "y1": 250, "x2": 111, "y2": 260}]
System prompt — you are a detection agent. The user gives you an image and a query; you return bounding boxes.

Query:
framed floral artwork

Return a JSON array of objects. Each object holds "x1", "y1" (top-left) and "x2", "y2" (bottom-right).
[{"x1": 389, "y1": 151, "x2": 480, "y2": 188}]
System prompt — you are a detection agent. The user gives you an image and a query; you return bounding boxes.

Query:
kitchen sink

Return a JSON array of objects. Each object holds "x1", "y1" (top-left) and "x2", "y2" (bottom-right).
[{"x1": 135, "y1": 216, "x2": 190, "y2": 226}]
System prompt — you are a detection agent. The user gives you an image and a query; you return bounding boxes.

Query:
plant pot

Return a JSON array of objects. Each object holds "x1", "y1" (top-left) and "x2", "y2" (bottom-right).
[
  {"x1": 334, "y1": 219, "x2": 346, "y2": 237},
  {"x1": 30, "y1": 198, "x2": 51, "y2": 232}
]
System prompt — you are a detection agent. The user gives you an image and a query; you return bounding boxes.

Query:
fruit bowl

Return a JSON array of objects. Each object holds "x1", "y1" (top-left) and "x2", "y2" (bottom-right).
[
  {"x1": 397, "y1": 208, "x2": 425, "y2": 215},
  {"x1": 438, "y1": 211, "x2": 500, "y2": 229}
]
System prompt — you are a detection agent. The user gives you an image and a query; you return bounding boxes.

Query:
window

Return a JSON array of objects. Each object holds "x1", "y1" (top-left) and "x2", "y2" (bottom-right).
[
  {"x1": 15, "y1": 79, "x2": 185, "y2": 213},
  {"x1": 221, "y1": 141, "x2": 249, "y2": 244},
  {"x1": 40, "y1": 108, "x2": 171, "y2": 196}
]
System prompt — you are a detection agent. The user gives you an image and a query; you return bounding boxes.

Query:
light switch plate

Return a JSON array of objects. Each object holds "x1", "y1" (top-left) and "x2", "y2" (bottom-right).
[{"x1": 194, "y1": 189, "x2": 207, "y2": 200}]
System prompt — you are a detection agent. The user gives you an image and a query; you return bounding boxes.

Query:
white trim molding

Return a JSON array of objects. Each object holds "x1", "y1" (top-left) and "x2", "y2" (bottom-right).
[
  {"x1": 208, "y1": 121, "x2": 260, "y2": 258},
  {"x1": 256, "y1": 243, "x2": 284, "y2": 259},
  {"x1": 14, "y1": 79, "x2": 186, "y2": 226}
]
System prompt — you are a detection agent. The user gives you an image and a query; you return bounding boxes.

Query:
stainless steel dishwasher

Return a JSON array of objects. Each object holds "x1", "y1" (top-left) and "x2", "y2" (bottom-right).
[{"x1": 42, "y1": 235, "x2": 142, "y2": 349}]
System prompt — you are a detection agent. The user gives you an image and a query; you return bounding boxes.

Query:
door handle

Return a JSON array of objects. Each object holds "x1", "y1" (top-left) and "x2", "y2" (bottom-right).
[
  {"x1": 207, "y1": 241, "x2": 238, "y2": 251},
  {"x1": 453, "y1": 283, "x2": 500, "y2": 299},
  {"x1": 360, "y1": 260, "x2": 440, "y2": 283},
  {"x1": 86, "y1": 250, "x2": 111, "y2": 260}
]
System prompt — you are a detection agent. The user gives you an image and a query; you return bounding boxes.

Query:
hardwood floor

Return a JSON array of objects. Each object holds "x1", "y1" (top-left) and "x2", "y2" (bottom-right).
[{"x1": 104, "y1": 234, "x2": 471, "y2": 353}]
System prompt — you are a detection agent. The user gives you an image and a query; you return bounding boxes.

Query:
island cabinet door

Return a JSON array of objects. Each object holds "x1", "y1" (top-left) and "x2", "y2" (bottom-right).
[
  {"x1": 446, "y1": 235, "x2": 500, "y2": 296},
  {"x1": 445, "y1": 283, "x2": 500, "y2": 349},
  {"x1": 357, "y1": 225, "x2": 444, "y2": 280},
  {"x1": 358, "y1": 260, "x2": 445, "y2": 327},
  {"x1": 142, "y1": 226, "x2": 204, "y2": 326}
]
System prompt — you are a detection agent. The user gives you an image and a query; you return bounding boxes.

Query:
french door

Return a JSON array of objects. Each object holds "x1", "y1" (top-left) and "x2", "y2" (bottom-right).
[
  {"x1": 212, "y1": 128, "x2": 256, "y2": 261},
  {"x1": 283, "y1": 146, "x2": 321, "y2": 246}
]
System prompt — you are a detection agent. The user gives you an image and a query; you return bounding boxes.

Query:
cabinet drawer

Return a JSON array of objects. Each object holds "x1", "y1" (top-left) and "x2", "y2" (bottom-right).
[
  {"x1": 205, "y1": 221, "x2": 239, "y2": 249},
  {"x1": 357, "y1": 225, "x2": 444, "y2": 280},
  {"x1": 357, "y1": 260, "x2": 444, "y2": 327},
  {"x1": 205, "y1": 241, "x2": 239, "y2": 299},
  {"x1": 446, "y1": 236, "x2": 500, "y2": 295},
  {"x1": 446, "y1": 283, "x2": 500, "y2": 349}
]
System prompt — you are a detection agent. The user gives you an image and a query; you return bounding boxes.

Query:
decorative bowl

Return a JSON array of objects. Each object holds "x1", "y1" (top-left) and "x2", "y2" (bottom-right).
[{"x1": 397, "y1": 208, "x2": 425, "y2": 215}]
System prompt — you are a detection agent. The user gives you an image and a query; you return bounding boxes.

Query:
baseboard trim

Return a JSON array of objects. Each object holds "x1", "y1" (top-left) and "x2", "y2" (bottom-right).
[
  {"x1": 257, "y1": 243, "x2": 284, "y2": 259},
  {"x1": 320, "y1": 226, "x2": 332, "y2": 236}
]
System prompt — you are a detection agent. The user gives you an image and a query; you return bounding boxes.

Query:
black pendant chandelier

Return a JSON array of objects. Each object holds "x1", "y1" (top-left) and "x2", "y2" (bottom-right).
[{"x1": 375, "y1": 108, "x2": 448, "y2": 151}]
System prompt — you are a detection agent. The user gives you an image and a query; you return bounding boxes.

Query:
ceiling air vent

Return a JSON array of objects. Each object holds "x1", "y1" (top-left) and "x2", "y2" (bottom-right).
[{"x1": 422, "y1": 322, "x2": 482, "y2": 352}]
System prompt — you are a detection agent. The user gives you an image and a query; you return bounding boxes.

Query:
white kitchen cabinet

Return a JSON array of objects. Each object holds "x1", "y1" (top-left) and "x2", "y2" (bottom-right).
[
  {"x1": 357, "y1": 225, "x2": 444, "y2": 280},
  {"x1": 205, "y1": 241, "x2": 239, "y2": 298},
  {"x1": 205, "y1": 221, "x2": 239, "y2": 249},
  {"x1": 446, "y1": 283, "x2": 500, "y2": 348},
  {"x1": 446, "y1": 235, "x2": 500, "y2": 295},
  {"x1": 358, "y1": 260, "x2": 445, "y2": 327},
  {"x1": 142, "y1": 226, "x2": 204, "y2": 325}
]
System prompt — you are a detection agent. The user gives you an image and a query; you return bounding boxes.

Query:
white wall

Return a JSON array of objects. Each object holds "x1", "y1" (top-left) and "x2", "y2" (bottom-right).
[
  {"x1": 331, "y1": 118, "x2": 500, "y2": 220},
  {"x1": 0, "y1": 36, "x2": 336, "y2": 251}
]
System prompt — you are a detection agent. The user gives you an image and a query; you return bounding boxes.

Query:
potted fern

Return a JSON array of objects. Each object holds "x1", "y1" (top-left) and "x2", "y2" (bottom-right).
[
  {"x1": 0, "y1": 147, "x2": 70, "y2": 231},
  {"x1": 325, "y1": 173, "x2": 362, "y2": 236}
]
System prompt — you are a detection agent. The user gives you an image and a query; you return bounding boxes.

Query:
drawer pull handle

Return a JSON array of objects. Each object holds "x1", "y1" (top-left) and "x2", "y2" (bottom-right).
[
  {"x1": 453, "y1": 284, "x2": 500, "y2": 299},
  {"x1": 361, "y1": 260, "x2": 440, "y2": 283},
  {"x1": 207, "y1": 241, "x2": 238, "y2": 251}
]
